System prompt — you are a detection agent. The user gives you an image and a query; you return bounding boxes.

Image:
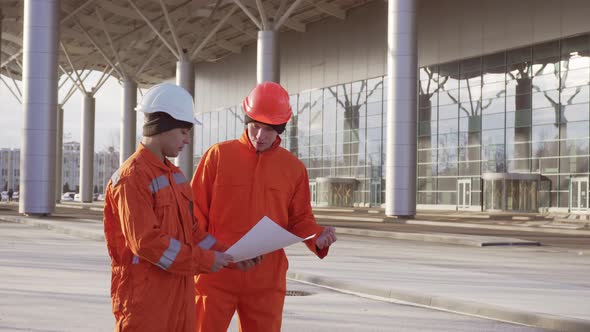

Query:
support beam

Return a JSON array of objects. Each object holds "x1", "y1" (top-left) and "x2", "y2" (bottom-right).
[
  {"x1": 256, "y1": 0, "x2": 268, "y2": 30},
  {"x1": 80, "y1": 93, "x2": 95, "y2": 203},
  {"x1": 96, "y1": 8, "x2": 126, "y2": 79},
  {"x1": 127, "y1": 0, "x2": 180, "y2": 60},
  {"x1": 60, "y1": 43, "x2": 87, "y2": 94},
  {"x1": 232, "y1": 0, "x2": 261, "y2": 29},
  {"x1": 120, "y1": 80, "x2": 137, "y2": 165},
  {"x1": 275, "y1": 0, "x2": 304, "y2": 31},
  {"x1": 307, "y1": 0, "x2": 346, "y2": 20},
  {"x1": 190, "y1": 6, "x2": 237, "y2": 60},
  {"x1": 75, "y1": 19, "x2": 125, "y2": 79},
  {"x1": 385, "y1": 0, "x2": 417, "y2": 217},
  {"x1": 21, "y1": 0, "x2": 60, "y2": 215},
  {"x1": 159, "y1": 0, "x2": 183, "y2": 58}
]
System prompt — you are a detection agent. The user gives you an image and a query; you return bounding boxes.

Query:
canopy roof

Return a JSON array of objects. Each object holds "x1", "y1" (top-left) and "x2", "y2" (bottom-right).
[{"x1": 1, "y1": 0, "x2": 370, "y2": 87}]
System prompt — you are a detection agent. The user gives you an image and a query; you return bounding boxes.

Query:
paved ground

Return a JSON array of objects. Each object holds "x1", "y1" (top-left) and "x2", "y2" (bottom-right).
[
  {"x1": 1, "y1": 202, "x2": 589, "y2": 331},
  {"x1": 0, "y1": 221, "x2": 544, "y2": 332}
]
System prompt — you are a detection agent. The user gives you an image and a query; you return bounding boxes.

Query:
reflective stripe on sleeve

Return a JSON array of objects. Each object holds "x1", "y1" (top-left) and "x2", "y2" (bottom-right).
[
  {"x1": 198, "y1": 234, "x2": 216, "y2": 250},
  {"x1": 156, "y1": 238, "x2": 181, "y2": 270}
]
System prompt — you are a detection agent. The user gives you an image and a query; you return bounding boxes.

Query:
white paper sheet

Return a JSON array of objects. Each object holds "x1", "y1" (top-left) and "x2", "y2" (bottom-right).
[{"x1": 225, "y1": 216, "x2": 315, "y2": 262}]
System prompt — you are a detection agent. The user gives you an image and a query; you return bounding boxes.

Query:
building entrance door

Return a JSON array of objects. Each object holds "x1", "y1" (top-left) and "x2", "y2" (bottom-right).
[
  {"x1": 309, "y1": 181, "x2": 317, "y2": 207},
  {"x1": 457, "y1": 179, "x2": 471, "y2": 210},
  {"x1": 570, "y1": 177, "x2": 588, "y2": 212}
]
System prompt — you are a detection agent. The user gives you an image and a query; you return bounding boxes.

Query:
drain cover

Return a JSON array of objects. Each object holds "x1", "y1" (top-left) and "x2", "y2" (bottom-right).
[{"x1": 285, "y1": 290, "x2": 312, "y2": 296}]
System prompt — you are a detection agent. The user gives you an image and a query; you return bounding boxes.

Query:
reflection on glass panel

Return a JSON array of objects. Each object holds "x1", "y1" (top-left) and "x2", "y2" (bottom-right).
[
  {"x1": 561, "y1": 121, "x2": 590, "y2": 140},
  {"x1": 459, "y1": 161, "x2": 481, "y2": 176},
  {"x1": 298, "y1": 91, "x2": 311, "y2": 159},
  {"x1": 562, "y1": 67, "x2": 590, "y2": 88},
  {"x1": 367, "y1": 77, "x2": 383, "y2": 103},
  {"x1": 438, "y1": 177, "x2": 457, "y2": 190},
  {"x1": 560, "y1": 137, "x2": 589, "y2": 157},
  {"x1": 438, "y1": 118, "x2": 458, "y2": 134},
  {"x1": 482, "y1": 82, "x2": 506, "y2": 99},
  {"x1": 438, "y1": 191, "x2": 456, "y2": 205},
  {"x1": 439, "y1": 132, "x2": 458, "y2": 148},
  {"x1": 532, "y1": 141, "x2": 559, "y2": 159},
  {"x1": 482, "y1": 113, "x2": 505, "y2": 130},
  {"x1": 532, "y1": 107, "x2": 559, "y2": 125},
  {"x1": 418, "y1": 164, "x2": 436, "y2": 177},
  {"x1": 418, "y1": 149, "x2": 437, "y2": 163},
  {"x1": 419, "y1": 136, "x2": 438, "y2": 149},
  {"x1": 532, "y1": 124, "x2": 559, "y2": 142},
  {"x1": 560, "y1": 156, "x2": 589, "y2": 173},
  {"x1": 506, "y1": 94, "x2": 531, "y2": 112},
  {"x1": 506, "y1": 110, "x2": 532, "y2": 128},
  {"x1": 439, "y1": 104, "x2": 458, "y2": 120},
  {"x1": 533, "y1": 73, "x2": 560, "y2": 91},
  {"x1": 210, "y1": 111, "x2": 219, "y2": 144},
  {"x1": 202, "y1": 112, "x2": 211, "y2": 150},
  {"x1": 458, "y1": 132, "x2": 480, "y2": 147},
  {"x1": 218, "y1": 110, "x2": 227, "y2": 141},
  {"x1": 310, "y1": 89, "x2": 323, "y2": 135},
  {"x1": 560, "y1": 86, "x2": 590, "y2": 105},
  {"x1": 532, "y1": 90, "x2": 559, "y2": 109},
  {"x1": 438, "y1": 62, "x2": 460, "y2": 105},
  {"x1": 533, "y1": 41, "x2": 560, "y2": 72},
  {"x1": 459, "y1": 116, "x2": 480, "y2": 132},
  {"x1": 482, "y1": 129, "x2": 504, "y2": 145}
]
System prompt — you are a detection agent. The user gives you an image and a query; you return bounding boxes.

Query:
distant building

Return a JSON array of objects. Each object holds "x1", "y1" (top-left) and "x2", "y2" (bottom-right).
[
  {"x1": 0, "y1": 142, "x2": 119, "y2": 196},
  {"x1": 0, "y1": 148, "x2": 20, "y2": 192}
]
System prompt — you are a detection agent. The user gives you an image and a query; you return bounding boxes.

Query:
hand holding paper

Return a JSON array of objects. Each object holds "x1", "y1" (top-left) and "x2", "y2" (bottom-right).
[{"x1": 225, "y1": 216, "x2": 315, "y2": 262}]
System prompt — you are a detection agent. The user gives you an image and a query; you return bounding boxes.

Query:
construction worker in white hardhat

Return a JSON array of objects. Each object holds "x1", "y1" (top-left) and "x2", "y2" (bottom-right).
[{"x1": 102, "y1": 82, "x2": 235, "y2": 331}]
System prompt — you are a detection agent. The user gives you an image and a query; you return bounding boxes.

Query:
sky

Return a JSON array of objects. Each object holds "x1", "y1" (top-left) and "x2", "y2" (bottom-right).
[{"x1": 0, "y1": 71, "x2": 145, "y2": 152}]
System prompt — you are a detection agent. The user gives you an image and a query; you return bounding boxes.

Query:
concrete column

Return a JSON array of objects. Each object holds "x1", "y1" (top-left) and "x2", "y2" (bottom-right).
[
  {"x1": 257, "y1": 30, "x2": 279, "y2": 83},
  {"x1": 80, "y1": 93, "x2": 95, "y2": 203},
  {"x1": 55, "y1": 105, "x2": 64, "y2": 202},
  {"x1": 120, "y1": 80, "x2": 137, "y2": 165},
  {"x1": 20, "y1": 0, "x2": 59, "y2": 215},
  {"x1": 175, "y1": 56, "x2": 195, "y2": 177},
  {"x1": 385, "y1": 0, "x2": 417, "y2": 217}
]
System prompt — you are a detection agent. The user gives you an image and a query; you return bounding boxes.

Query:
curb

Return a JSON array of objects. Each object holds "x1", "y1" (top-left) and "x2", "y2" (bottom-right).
[
  {"x1": 287, "y1": 272, "x2": 590, "y2": 332},
  {"x1": 0, "y1": 215, "x2": 104, "y2": 241},
  {"x1": 314, "y1": 214, "x2": 590, "y2": 235},
  {"x1": 335, "y1": 227, "x2": 540, "y2": 247}
]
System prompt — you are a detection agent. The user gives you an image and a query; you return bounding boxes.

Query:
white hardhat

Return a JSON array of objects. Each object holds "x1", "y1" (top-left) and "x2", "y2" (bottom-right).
[{"x1": 135, "y1": 82, "x2": 202, "y2": 125}]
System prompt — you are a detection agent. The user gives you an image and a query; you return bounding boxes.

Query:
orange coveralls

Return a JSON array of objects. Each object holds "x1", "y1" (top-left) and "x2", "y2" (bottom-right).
[
  {"x1": 104, "y1": 144, "x2": 219, "y2": 331},
  {"x1": 191, "y1": 131, "x2": 329, "y2": 332}
]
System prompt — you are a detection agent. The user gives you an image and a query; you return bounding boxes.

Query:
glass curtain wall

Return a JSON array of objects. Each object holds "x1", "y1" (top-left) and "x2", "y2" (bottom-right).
[
  {"x1": 419, "y1": 34, "x2": 590, "y2": 210},
  {"x1": 194, "y1": 78, "x2": 385, "y2": 207}
]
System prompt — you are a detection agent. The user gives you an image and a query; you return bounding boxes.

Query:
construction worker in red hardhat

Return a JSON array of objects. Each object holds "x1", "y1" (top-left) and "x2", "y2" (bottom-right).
[
  {"x1": 103, "y1": 82, "x2": 239, "y2": 331},
  {"x1": 190, "y1": 81, "x2": 337, "y2": 332}
]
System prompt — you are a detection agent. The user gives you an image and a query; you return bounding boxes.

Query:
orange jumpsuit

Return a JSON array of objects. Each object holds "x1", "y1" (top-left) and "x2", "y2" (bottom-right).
[
  {"x1": 104, "y1": 144, "x2": 220, "y2": 331},
  {"x1": 191, "y1": 131, "x2": 329, "y2": 332}
]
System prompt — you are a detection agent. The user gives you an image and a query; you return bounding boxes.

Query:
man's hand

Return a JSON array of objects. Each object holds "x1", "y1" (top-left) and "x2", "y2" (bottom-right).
[
  {"x1": 235, "y1": 255, "x2": 263, "y2": 271},
  {"x1": 212, "y1": 252, "x2": 233, "y2": 272},
  {"x1": 316, "y1": 226, "x2": 337, "y2": 249}
]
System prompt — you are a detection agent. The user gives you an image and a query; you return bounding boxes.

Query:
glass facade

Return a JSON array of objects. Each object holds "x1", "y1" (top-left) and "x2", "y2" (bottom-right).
[
  {"x1": 196, "y1": 34, "x2": 590, "y2": 211},
  {"x1": 419, "y1": 34, "x2": 590, "y2": 211},
  {"x1": 195, "y1": 78, "x2": 386, "y2": 207}
]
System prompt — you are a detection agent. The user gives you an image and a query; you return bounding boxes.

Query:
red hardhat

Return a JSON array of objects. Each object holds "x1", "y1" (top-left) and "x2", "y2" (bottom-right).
[{"x1": 242, "y1": 82, "x2": 292, "y2": 125}]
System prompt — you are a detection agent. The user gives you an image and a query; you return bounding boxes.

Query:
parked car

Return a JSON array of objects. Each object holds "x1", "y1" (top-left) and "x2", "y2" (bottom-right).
[
  {"x1": 74, "y1": 193, "x2": 81, "y2": 201},
  {"x1": 96, "y1": 193, "x2": 105, "y2": 201},
  {"x1": 12, "y1": 191, "x2": 19, "y2": 202},
  {"x1": 0, "y1": 191, "x2": 7, "y2": 202}
]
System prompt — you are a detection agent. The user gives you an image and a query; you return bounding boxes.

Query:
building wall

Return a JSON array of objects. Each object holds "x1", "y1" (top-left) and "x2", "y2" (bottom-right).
[{"x1": 194, "y1": 0, "x2": 590, "y2": 113}]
